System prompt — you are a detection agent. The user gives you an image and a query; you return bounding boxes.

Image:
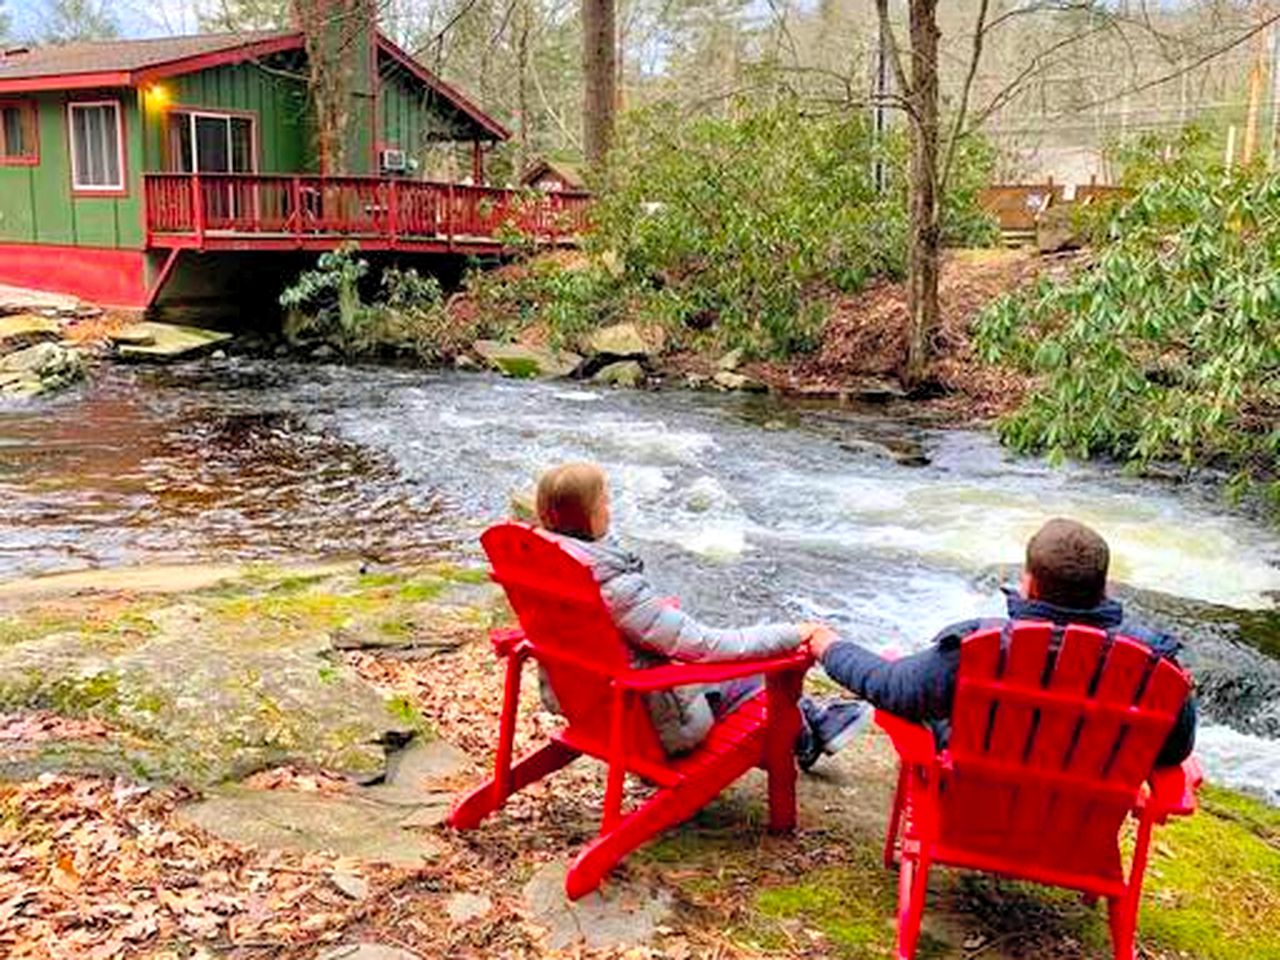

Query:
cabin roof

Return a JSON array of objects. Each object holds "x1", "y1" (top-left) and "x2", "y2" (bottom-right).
[
  {"x1": 0, "y1": 30, "x2": 510, "y2": 142},
  {"x1": 0, "y1": 31, "x2": 298, "y2": 83},
  {"x1": 519, "y1": 157, "x2": 585, "y2": 189}
]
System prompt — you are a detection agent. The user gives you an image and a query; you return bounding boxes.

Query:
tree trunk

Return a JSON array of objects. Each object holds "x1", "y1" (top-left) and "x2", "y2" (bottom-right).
[
  {"x1": 516, "y1": 0, "x2": 532, "y2": 176},
  {"x1": 582, "y1": 0, "x2": 616, "y2": 175},
  {"x1": 904, "y1": 0, "x2": 940, "y2": 389},
  {"x1": 294, "y1": 0, "x2": 365, "y2": 175}
]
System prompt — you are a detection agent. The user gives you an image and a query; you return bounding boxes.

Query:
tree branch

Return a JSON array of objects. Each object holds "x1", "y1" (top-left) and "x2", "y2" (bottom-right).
[{"x1": 939, "y1": 0, "x2": 989, "y2": 197}]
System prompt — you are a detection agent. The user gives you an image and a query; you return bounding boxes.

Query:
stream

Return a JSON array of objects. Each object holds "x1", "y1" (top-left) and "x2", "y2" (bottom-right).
[{"x1": 2, "y1": 359, "x2": 1279, "y2": 802}]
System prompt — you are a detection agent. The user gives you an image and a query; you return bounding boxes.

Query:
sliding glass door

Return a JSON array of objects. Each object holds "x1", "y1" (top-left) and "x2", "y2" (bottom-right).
[{"x1": 165, "y1": 111, "x2": 255, "y2": 226}]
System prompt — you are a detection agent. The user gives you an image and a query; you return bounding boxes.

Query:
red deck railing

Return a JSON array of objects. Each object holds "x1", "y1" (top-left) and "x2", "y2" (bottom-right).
[{"x1": 143, "y1": 173, "x2": 591, "y2": 248}]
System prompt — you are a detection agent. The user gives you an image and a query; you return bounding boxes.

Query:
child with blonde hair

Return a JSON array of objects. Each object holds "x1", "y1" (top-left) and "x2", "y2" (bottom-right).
[{"x1": 534, "y1": 461, "x2": 867, "y2": 766}]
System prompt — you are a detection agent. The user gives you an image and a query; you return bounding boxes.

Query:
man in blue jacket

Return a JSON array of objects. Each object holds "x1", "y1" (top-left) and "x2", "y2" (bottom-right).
[{"x1": 808, "y1": 518, "x2": 1197, "y2": 767}]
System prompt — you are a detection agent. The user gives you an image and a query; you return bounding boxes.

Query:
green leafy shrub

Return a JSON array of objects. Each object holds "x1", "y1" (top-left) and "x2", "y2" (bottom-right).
[
  {"x1": 280, "y1": 246, "x2": 491, "y2": 360},
  {"x1": 468, "y1": 99, "x2": 997, "y2": 359},
  {"x1": 279, "y1": 243, "x2": 368, "y2": 344},
  {"x1": 975, "y1": 153, "x2": 1280, "y2": 503}
]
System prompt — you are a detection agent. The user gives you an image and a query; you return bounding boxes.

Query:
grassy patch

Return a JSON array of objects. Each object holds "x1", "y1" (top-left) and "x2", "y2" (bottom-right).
[
  {"x1": 266, "y1": 573, "x2": 331, "y2": 595},
  {"x1": 211, "y1": 591, "x2": 378, "y2": 633},
  {"x1": 0, "y1": 615, "x2": 80, "y2": 647},
  {"x1": 747, "y1": 849, "x2": 947, "y2": 959},
  {"x1": 1138, "y1": 786, "x2": 1280, "y2": 960},
  {"x1": 396, "y1": 580, "x2": 448, "y2": 603},
  {"x1": 357, "y1": 572, "x2": 404, "y2": 589}
]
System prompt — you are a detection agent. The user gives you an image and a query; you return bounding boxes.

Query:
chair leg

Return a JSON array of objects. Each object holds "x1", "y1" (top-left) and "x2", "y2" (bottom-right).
[
  {"x1": 765, "y1": 670, "x2": 804, "y2": 833},
  {"x1": 896, "y1": 843, "x2": 930, "y2": 960},
  {"x1": 1108, "y1": 811, "x2": 1155, "y2": 960},
  {"x1": 1107, "y1": 895, "x2": 1137, "y2": 960},
  {"x1": 448, "y1": 740, "x2": 579, "y2": 830},
  {"x1": 885, "y1": 765, "x2": 907, "y2": 869}
]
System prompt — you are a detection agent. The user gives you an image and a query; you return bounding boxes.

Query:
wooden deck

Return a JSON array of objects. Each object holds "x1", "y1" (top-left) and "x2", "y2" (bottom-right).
[{"x1": 143, "y1": 173, "x2": 590, "y2": 254}]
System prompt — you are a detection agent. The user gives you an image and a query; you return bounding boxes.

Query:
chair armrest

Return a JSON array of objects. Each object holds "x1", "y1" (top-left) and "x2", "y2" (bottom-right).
[
  {"x1": 1142, "y1": 756, "x2": 1203, "y2": 819},
  {"x1": 489, "y1": 626, "x2": 526, "y2": 657},
  {"x1": 616, "y1": 650, "x2": 813, "y2": 692},
  {"x1": 875, "y1": 709, "x2": 938, "y2": 766}
]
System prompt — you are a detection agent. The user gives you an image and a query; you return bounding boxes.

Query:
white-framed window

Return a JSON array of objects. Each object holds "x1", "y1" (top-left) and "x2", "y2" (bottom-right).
[{"x1": 68, "y1": 100, "x2": 124, "y2": 192}]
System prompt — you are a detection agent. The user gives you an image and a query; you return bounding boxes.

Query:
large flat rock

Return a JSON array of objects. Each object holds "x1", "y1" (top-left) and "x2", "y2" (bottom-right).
[
  {"x1": 114, "y1": 322, "x2": 231, "y2": 361},
  {"x1": 0, "y1": 285, "x2": 82, "y2": 315},
  {"x1": 0, "y1": 564, "x2": 493, "y2": 788},
  {"x1": 0, "y1": 314, "x2": 61, "y2": 354},
  {"x1": 177, "y1": 785, "x2": 443, "y2": 865},
  {"x1": 523, "y1": 862, "x2": 673, "y2": 950},
  {"x1": 0, "y1": 599, "x2": 413, "y2": 785}
]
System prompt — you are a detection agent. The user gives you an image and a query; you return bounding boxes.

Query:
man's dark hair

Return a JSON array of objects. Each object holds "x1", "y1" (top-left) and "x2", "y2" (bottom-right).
[{"x1": 1026, "y1": 518, "x2": 1110, "y2": 609}]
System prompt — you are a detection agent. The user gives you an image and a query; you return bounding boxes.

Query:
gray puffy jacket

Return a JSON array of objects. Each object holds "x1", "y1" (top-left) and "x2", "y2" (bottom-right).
[{"x1": 540, "y1": 533, "x2": 802, "y2": 754}]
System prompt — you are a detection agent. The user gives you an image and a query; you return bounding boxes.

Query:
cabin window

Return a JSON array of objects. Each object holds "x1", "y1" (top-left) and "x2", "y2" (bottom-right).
[
  {"x1": 69, "y1": 101, "x2": 124, "y2": 192},
  {"x1": 0, "y1": 101, "x2": 37, "y2": 164},
  {"x1": 164, "y1": 111, "x2": 255, "y2": 174}
]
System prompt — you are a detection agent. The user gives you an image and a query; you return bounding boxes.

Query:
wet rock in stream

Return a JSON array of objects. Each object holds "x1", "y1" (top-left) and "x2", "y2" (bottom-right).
[{"x1": 1116, "y1": 583, "x2": 1280, "y2": 739}]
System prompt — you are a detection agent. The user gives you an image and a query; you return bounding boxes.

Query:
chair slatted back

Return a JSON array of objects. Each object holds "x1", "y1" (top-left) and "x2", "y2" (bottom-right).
[
  {"x1": 944, "y1": 621, "x2": 1190, "y2": 880},
  {"x1": 481, "y1": 523, "x2": 669, "y2": 765}
]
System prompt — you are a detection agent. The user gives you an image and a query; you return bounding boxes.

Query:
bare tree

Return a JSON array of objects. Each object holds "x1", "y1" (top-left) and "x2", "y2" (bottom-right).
[
  {"x1": 874, "y1": 0, "x2": 940, "y2": 388},
  {"x1": 582, "y1": 0, "x2": 616, "y2": 173},
  {"x1": 39, "y1": 0, "x2": 119, "y2": 43}
]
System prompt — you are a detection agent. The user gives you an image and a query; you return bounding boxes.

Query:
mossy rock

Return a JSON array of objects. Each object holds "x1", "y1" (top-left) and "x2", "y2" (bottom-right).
[
  {"x1": 473, "y1": 340, "x2": 582, "y2": 379},
  {"x1": 0, "y1": 563, "x2": 501, "y2": 786}
]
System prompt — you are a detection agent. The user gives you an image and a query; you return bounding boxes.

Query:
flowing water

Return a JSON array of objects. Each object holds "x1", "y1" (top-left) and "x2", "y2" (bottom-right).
[{"x1": 3, "y1": 360, "x2": 1280, "y2": 801}]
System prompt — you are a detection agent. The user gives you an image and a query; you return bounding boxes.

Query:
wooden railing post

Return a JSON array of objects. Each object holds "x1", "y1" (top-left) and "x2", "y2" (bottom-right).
[
  {"x1": 191, "y1": 173, "x2": 205, "y2": 248},
  {"x1": 291, "y1": 176, "x2": 302, "y2": 246},
  {"x1": 446, "y1": 182, "x2": 455, "y2": 249},
  {"x1": 388, "y1": 179, "x2": 399, "y2": 246}
]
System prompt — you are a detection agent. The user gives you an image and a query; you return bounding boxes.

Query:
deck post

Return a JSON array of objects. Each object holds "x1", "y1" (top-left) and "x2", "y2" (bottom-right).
[
  {"x1": 191, "y1": 174, "x2": 205, "y2": 249},
  {"x1": 446, "y1": 182, "x2": 455, "y2": 250},
  {"x1": 291, "y1": 176, "x2": 302, "y2": 246},
  {"x1": 388, "y1": 179, "x2": 399, "y2": 246}
]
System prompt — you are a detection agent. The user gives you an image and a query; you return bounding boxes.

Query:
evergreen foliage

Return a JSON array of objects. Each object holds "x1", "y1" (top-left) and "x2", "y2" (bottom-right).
[
  {"x1": 280, "y1": 246, "x2": 482, "y2": 360},
  {"x1": 976, "y1": 136, "x2": 1280, "y2": 503},
  {"x1": 467, "y1": 101, "x2": 997, "y2": 358}
]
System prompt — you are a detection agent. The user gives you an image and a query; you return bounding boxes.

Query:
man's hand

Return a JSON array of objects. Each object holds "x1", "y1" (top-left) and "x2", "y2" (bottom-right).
[{"x1": 798, "y1": 622, "x2": 841, "y2": 659}]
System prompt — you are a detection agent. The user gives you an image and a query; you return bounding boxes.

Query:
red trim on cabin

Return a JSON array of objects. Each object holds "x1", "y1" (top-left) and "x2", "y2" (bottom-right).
[
  {"x1": 147, "y1": 234, "x2": 506, "y2": 256},
  {"x1": 67, "y1": 98, "x2": 129, "y2": 197},
  {"x1": 0, "y1": 71, "x2": 132, "y2": 94},
  {"x1": 133, "y1": 33, "x2": 305, "y2": 83},
  {"x1": 0, "y1": 98, "x2": 39, "y2": 166},
  {"x1": 375, "y1": 35, "x2": 511, "y2": 141},
  {"x1": 0, "y1": 243, "x2": 149, "y2": 308}
]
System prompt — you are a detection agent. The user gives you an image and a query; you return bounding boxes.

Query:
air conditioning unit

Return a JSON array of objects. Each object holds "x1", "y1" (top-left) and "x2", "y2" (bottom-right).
[{"x1": 380, "y1": 148, "x2": 407, "y2": 173}]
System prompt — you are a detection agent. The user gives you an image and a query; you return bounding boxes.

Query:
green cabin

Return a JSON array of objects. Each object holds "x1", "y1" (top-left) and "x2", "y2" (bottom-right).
[{"x1": 0, "y1": 26, "x2": 585, "y2": 308}]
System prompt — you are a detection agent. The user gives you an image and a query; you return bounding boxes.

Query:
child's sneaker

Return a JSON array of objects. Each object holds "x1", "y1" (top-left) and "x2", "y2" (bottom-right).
[{"x1": 796, "y1": 699, "x2": 872, "y2": 771}]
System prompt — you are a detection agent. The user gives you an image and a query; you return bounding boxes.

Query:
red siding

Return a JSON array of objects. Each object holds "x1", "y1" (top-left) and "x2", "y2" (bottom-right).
[{"x1": 0, "y1": 242, "x2": 148, "y2": 307}]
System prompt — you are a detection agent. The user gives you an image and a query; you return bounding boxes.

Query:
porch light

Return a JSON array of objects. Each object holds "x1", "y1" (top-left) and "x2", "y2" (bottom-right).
[{"x1": 145, "y1": 84, "x2": 170, "y2": 108}]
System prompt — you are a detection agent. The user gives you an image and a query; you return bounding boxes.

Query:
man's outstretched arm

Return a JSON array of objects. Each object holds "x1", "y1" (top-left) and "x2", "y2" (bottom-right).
[{"x1": 815, "y1": 633, "x2": 961, "y2": 724}]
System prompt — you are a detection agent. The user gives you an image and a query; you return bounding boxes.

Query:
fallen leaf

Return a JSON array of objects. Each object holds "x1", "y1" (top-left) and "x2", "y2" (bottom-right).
[{"x1": 50, "y1": 853, "x2": 81, "y2": 892}]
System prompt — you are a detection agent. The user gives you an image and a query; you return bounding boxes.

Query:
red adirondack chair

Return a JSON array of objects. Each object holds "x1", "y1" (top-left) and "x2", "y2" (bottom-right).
[
  {"x1": 448, "y1": 522, "x2": 813, "y2": 899},
  {"x1": 876, "y1": 620, "x2": 1202, "y2": 960}
]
